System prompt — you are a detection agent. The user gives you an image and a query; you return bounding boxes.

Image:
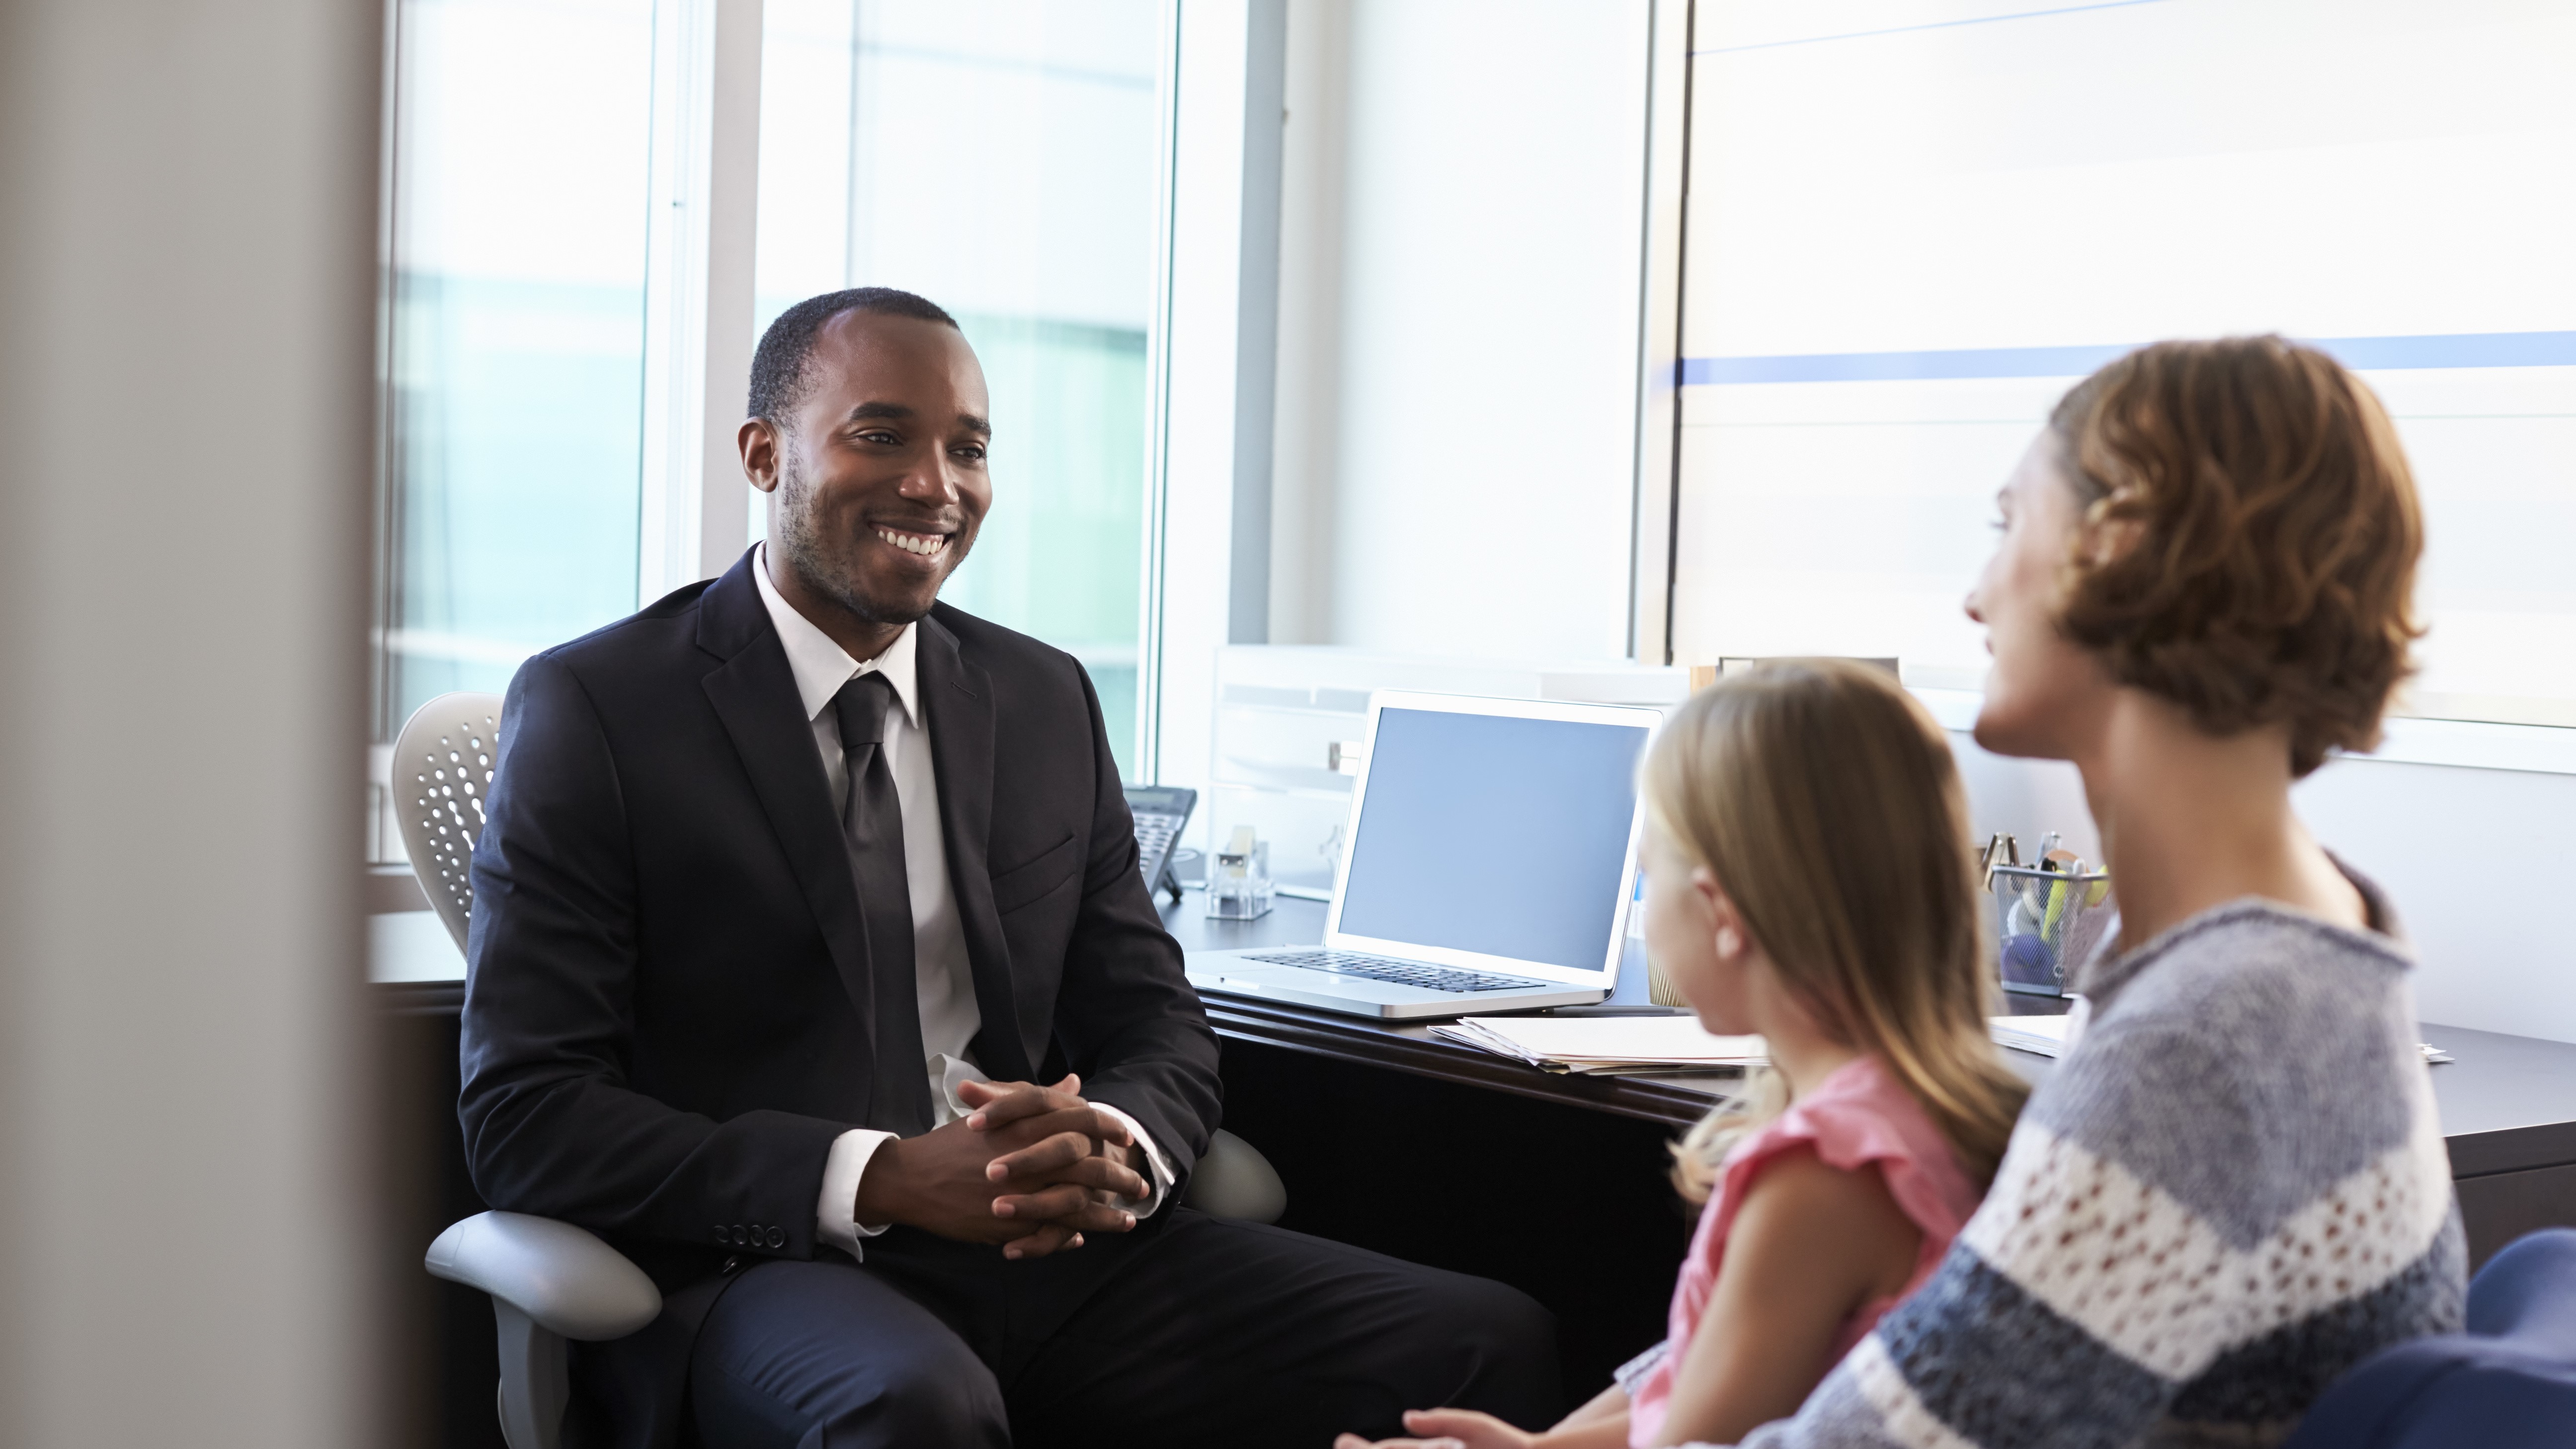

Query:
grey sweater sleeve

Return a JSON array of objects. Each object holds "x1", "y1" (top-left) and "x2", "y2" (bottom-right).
[{"x1": 1715, "y1": 904, "x2": 2464, "y2": 1449}]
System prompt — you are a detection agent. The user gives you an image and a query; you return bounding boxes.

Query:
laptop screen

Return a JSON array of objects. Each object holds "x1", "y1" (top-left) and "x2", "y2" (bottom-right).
[{"x1": 1335, "y1": 706, "x2": 1651, "y2": 974}]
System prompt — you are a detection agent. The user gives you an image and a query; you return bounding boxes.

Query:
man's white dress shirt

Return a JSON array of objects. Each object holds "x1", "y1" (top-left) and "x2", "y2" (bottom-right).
[{"x1": 752, "y1": 547, "x2": 1173, "y2": 1258}]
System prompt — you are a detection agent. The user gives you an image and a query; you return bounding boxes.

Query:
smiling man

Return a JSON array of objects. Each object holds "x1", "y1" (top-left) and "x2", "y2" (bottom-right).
[{"x1": 457, "y1": 288, "x2": 1558, "y2": 1449}]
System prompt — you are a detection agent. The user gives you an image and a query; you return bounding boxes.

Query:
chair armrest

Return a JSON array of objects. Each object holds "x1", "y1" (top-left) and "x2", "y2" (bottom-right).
[
  {"x1": 425, "y1": 1211, "x2": 662, "y2": 1341},
  {"x1": 1183, "y1": 1128, "x2": 1288, "y2": 1224}
]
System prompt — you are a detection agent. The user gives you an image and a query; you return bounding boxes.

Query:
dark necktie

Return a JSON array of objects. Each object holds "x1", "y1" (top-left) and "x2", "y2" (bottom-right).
[{"x1": 832, "y1": 671, "x2": 934, "y2": 1135}]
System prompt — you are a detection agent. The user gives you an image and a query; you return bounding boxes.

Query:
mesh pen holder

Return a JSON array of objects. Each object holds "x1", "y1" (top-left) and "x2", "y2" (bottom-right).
[{"x1": 1991, "y1": 864, "x2": 2114, "y2": 997}]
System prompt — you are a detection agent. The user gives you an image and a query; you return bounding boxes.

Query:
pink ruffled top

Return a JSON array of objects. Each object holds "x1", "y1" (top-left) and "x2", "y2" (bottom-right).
[{"x1": 1627, "y1": 1054, "x2": 1980, "y2": 1448}]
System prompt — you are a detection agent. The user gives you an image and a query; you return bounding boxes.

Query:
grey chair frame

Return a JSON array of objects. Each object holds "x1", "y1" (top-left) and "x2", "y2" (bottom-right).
[
  {"x1": 392, "y1": 691, "x2": 1284, "y2": 1449},
  {"x1": 396, "y1": 693, "x2": 658, "y2": 1449}
]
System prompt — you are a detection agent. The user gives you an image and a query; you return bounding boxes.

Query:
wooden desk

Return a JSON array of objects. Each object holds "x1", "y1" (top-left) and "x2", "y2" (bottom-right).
[{"x1": 1157, "y1": 892, "x2": 2576, "y2": 1272}]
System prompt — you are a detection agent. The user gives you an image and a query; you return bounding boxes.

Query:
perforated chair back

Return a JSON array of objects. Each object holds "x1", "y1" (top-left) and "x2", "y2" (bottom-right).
[{"x1": 391, "y1": 692, "x2": 504, "y2": 952}]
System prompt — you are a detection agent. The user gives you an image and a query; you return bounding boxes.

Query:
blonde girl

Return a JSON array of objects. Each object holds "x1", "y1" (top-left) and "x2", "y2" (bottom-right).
[{"x1": 1342, "y1": 659, "x2": 2027, "y2": 1449}]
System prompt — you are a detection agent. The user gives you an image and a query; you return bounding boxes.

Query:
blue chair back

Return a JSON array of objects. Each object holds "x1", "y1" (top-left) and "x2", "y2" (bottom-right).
[{"x1": 2281, "y1": 1228, "x2": 2576, "y2": 1449}]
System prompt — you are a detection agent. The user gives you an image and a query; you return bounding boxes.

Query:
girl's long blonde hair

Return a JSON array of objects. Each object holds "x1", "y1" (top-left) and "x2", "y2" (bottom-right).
[{"x1": 1646, "y1": 660, "x2": 2028, "y2": 1203}]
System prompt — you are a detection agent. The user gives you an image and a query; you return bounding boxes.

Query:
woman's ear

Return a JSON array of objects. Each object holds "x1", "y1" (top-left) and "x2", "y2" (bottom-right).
[{"x1": 2077, "y1": 490, "x2": 2145, "y2": 570}]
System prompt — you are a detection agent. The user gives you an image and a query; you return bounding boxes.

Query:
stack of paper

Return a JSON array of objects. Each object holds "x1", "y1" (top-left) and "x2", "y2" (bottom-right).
[
  {"x1": 1987, "y1": 1014, "x2": 2452, "y2": 1065},
  {"x1": 1990, "y1": 1015, "x2": 2074, "y2": 1058},
  {"x1": 1431, "y1": 1015, "x2": 1767, "y2": 1075}
]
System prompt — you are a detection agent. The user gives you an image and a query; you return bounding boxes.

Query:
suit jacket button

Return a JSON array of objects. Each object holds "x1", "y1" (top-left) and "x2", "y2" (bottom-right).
[
  {"x1": 715, "y1": 1224, "x2": 728, "y2": 1244},
  {"x1": 767, "y1": 1226, "x2": 785, "y2": 1249},
  {"x1": 722, "y1": 1255, "x2": 739, "y2": 1275},
  {"x1": 732, "y1": 1225, "x2": 747, "y2": 1245}
]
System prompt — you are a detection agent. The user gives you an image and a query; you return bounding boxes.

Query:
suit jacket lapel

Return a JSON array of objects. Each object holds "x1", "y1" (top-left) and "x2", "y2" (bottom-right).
[
  {"x1": 695, "y1": 555, "x2": 878, "y2": 1124},
  {"x1": 916, "y1": 610, "x2": 1034, "y2": 1082}
]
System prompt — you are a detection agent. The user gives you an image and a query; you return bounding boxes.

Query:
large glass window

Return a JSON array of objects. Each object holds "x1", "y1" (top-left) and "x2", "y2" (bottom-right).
[
  {"x1": 1671, "y1": 0, "x2": 2576, "y2": 727},
  {"x1": 756, "y1": 0, "x2": 1166, "y2": 776},
  {"x1": 375, "y1": 0, "x2": 658, "y2": 741}
]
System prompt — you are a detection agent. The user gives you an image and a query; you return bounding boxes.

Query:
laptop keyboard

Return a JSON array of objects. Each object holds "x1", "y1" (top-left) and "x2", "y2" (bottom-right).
[{"x1": 1243, "y1": 950, "x2": 1538, "y2": 994}]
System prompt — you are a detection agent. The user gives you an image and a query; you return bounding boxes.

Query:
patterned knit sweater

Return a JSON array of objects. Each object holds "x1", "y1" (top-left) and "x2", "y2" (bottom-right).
[{"x1": 1685, "y1": 880, "x2": 2467, "y2": 1449}]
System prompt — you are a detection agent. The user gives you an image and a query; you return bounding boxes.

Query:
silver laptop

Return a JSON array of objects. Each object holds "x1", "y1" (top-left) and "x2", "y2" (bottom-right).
[{"x1": 1186, "y1": 691, "x2": 1658, "y2": 1020}]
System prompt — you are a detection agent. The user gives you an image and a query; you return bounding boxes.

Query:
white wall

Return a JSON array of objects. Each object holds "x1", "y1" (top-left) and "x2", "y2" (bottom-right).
[
  {"x1": 1270, "y1": 0, "x2": 1652, "y2": 661},
  {"x1": 2295, "y1": 756, "x2": 2576, "y2": 1043},
  {"x1": 0, "y1": 1, "x2": 382, "y2": 1444}
]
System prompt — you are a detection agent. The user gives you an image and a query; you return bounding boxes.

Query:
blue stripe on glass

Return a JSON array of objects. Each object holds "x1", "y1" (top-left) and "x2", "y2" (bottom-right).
[
  {"x1": 1680, "y1": 332, "x2": 2576, "y2": 386},
  {"x1": 1694, "y1": 0, "x2": 2167, "y2": 57}
]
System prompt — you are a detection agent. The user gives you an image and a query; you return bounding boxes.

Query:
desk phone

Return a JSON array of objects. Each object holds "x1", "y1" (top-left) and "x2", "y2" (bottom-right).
[{"x1": 1123, "y1": 785, "x2": 1196, "y2": 904}]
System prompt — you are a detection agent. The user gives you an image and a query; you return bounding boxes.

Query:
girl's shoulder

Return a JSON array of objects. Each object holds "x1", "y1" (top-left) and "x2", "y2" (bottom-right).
[{"x1": 1717, "y1": 1056, "x2": 1982, "y2": 1244}]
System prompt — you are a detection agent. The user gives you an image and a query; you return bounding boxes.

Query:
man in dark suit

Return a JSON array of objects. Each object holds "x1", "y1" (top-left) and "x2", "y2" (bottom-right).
[{"x1": 459, "y1": 287, "x2": 1558, "y2": 1448}]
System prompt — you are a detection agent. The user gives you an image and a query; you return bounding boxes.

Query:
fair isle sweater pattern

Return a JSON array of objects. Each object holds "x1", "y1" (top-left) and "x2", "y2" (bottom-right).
[{"x1": 1714, "y1": 890, "x2": 2467, "y2": 1449}]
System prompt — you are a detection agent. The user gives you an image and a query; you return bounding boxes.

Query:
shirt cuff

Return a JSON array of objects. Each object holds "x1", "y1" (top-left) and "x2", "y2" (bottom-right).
[
  {"x1": 1090, "y1": 1102, "x2": 1176, "y2": 1217},
  {"x1": 816, "y1": 1127, "x2": 897, "y2": 1259}
]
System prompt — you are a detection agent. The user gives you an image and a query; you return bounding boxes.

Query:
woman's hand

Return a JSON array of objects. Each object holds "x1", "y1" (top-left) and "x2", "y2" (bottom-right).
[
  {"x1": 1333, "y1": 1385, "x2": 1632, "y2": 1449},
  {"x1": 1333, "y1": 1409, "x2": 1536, "y2": 1449}
]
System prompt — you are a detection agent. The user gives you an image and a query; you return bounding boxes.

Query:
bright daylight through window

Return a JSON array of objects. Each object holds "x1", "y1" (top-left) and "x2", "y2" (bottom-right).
[
  {"x1": 371, "y1": 0, "x2": 1169, "y2": 852},
  {"x1": 1671, "y1": 0, "x2": 2576, "y2": 728},
  {"x1": 374, "y1": 0, "x2": 654, "y2": 753},
  {"x1": 754, "y1": 0, "x2": 1166, "y2": 777}
]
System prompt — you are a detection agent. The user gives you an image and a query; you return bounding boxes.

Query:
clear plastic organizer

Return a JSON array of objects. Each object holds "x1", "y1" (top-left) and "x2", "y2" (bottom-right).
[{"x1": 1990, "y1": 863, "x2": 2114, "y2": 997}]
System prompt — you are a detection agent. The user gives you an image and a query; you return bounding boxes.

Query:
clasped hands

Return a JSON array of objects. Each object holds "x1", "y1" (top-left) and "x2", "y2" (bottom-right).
[{"x1": 852, "y1": 1073, "x2": 1149, "y2": 1260}]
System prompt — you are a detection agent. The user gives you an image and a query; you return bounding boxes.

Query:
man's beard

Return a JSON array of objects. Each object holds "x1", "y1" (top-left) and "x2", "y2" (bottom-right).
[{"x1": 770, "y1": 450, "x2": 938, "y2": 629}]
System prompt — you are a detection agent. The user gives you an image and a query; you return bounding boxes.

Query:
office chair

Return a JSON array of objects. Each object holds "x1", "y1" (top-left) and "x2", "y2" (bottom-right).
[
  {"x1": 2280, "y1": 1227, "x2": 2576, "y2": 1449},
  {"x1": 394, "y1": 692, "x2": 1287, "y2": 1449},
  {"x1": 395, "y1": 693, "x2": 653, "y2": 1449}
]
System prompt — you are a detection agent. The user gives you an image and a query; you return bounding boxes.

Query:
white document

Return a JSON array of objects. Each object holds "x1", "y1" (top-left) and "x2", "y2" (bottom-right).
[
  {"x1": 1431, "y1": 1015, "x2": 1766, "y2": 1075},
  {"x1": 1990, "y1": 1014, "x2": 2074, "y2": 1058}
]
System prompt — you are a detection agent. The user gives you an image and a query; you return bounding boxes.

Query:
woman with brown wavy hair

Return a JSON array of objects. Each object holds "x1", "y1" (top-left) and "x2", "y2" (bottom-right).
[
  {"x1": 1726, "y1": 337, "x2": 2464, "y2": 1448},
  {"x1": 1339, "y1": 338, "x2": 2463, "y2": 1449}
]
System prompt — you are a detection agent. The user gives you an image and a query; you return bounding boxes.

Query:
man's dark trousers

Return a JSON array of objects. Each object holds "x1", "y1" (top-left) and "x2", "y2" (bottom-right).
[
  {"x1": 683, "y1": 1208, "x2": 1558, "y2": 1448},
  {"x1": 461, "y1": 552, "x2": 1556, "y2": 1448}
]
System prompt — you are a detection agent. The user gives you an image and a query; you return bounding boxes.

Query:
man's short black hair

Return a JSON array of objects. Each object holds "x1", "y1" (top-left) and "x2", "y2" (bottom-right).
[{"x1": 747, "y1": 287, "x2": 960, "y2": 425}]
